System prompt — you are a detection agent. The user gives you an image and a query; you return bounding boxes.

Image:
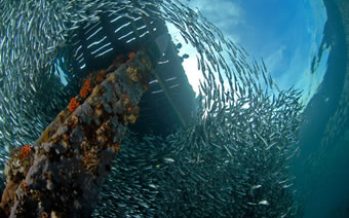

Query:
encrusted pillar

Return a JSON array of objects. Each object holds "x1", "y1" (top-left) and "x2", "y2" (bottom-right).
[{"x1": 0, "y1": 51, "x2": 153, "y2": 217}]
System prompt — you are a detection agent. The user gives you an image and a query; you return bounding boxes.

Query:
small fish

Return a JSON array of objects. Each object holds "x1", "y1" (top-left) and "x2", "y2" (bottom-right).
[
  {"x1": 258, "y1": 200, "x2": 269, "y2": 206},
  {"x1": 163, "y1": 157, "x2": 175, "y2": 163}
]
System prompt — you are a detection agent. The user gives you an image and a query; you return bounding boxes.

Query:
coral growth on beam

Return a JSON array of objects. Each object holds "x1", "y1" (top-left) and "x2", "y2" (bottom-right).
[{"x1": 0, "y1": 51, "x2": 152, "y2": 217}]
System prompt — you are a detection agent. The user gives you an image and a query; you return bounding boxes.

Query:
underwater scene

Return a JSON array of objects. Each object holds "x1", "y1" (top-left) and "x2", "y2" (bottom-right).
[{"x1": 0, "y1": 0, "x2": 348, "y2": 217}]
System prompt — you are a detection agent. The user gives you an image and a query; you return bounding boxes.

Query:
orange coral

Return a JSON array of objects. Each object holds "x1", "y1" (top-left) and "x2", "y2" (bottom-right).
[
  {"x1": 68, "y1": 97, "x2": 80, "y2": 112},
  {"x1": 80, "y1": 79, "x2": 92, "y2": 98},
  {"x1": 19, "y1": 144, "x2": 31, "y2": 159}
]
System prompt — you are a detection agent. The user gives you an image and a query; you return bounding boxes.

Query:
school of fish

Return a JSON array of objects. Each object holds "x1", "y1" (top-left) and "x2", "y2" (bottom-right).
[{"x1": 0, "y1": 0, "x2": 303, "y2": 217}]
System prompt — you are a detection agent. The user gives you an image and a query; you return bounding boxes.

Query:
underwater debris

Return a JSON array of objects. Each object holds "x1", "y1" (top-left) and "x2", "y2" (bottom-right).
[{"x1": 0, "y1": 51, "x2": 153, "y2": 217}]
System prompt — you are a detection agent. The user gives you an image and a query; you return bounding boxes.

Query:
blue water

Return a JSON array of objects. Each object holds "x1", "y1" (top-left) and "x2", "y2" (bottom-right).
[
  {"x1": 191, "y1": 0, "x2": 349, "y2": 217},
  {"x1": 294, "y1": 0, "x2": 349, "y2": 217},
  {"x1": 0, "y1": 0, "x2": 348, "y2": 217}
]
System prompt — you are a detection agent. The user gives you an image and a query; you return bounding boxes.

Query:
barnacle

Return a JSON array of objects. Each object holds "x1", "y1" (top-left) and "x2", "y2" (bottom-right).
[
  {"x1": 96, "y1": 122, "x2": 111, "y2": 136},
  {"x1": 20, "y1": 181, "x2": 29, "y2": 192},
  {"x1": 127, "y1": 66, "x2": 140, "y2": 82},
  {"x1": 96, "y1": 123, "x2": 109, "y2": 145},
  {"x1": 68, "y1": 97, "x2": 80, "y2": 112},
  {"x1": 121, "y1": 94, "x2": 130, "y2": 106},
  {"x1": 60, "y1": 133, "x2": 70, "y2": 149},
  {"x1": 94, "y1": 104, "x2": 104, "y2": 118},
  {"x1": 51, "y1": 211, "x2": 59, "y2": 218},
  {"x1": 124, "y1": 105, "x2": 139, "y2": 124},
  {"x1": 80, "y1": 140, "x2": 90, "y2": 152},
  {"x1": 82, "y1": 148, "x2": 100, "y2": 174},
  {"x1": 96, "y1": 135, "x2": 108, "y2": 145},
  {"x1": 67, "y1": 115, "x2": 79, "y2": 128},
  {"x1": 125, "y1": 114, "x2": 138, "y2": 124},
  {"x1": 80, "y1": 79, "x2": 92, "y2": 98}
]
